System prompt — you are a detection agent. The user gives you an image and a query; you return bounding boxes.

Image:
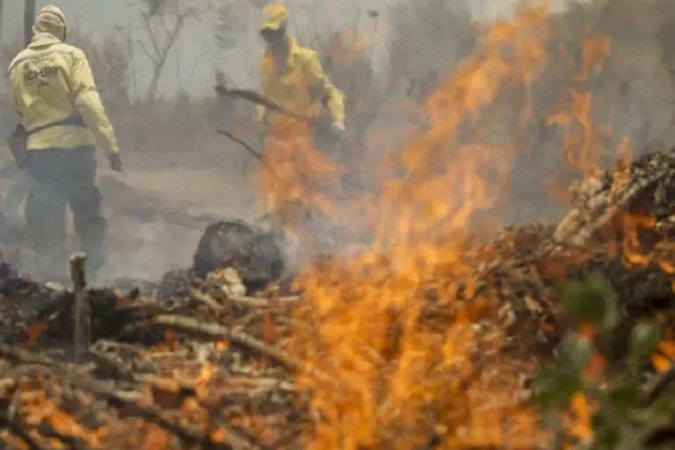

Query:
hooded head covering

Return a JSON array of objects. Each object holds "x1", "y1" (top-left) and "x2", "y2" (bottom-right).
[
  {"x1": 33, "y1": 5, "x2": 67, "y2": 41},
  {"x1": 260, "y1": 3, "x2": 288, "y2": 32}
]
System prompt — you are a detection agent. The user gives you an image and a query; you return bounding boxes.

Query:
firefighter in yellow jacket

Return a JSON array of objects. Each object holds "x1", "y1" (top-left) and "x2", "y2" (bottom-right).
[
  {"x1": 255, "y1": 3, "x2": 345, "y2": 137},
  {"x1": 255, "y1": 4, "x2": 347, "y2": 256},
  {"x1": 8, "y1": 5, "x2": 122, "y2": 278}
]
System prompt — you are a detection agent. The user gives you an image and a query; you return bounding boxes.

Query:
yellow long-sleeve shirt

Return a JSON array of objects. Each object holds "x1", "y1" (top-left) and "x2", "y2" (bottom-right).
[
  {"x1": 9, "y1": 33, "x2": 120, "y2": 154},
  {"x1": 255, "y1": 38, "x2": 345, "y2": 134}
]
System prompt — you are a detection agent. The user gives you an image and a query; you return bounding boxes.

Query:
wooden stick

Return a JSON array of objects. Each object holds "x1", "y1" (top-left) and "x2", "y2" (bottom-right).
[
  {"x1": 216, "y1": 128, "x2": 263, "y2": 160},
  {"x1": 190, "y1": 288, "x2": 299, "y2": 311},
  {"x1": 70, "y1": 253, "x2": 90, "y2": 360},
  {"x1": 214, "y1": 86, "x2": 311, "y2": 123},
  {"x1": 150, "y1": 315, "x2": 303, "y2": 370},
  {"x1": 227, "y1": 293, "x2": 300, "y2": 308},
  {"x1": 144, "y1": 315, "x2": 336, "y2": 386},
  {"x1": 189, "y1": 289, "x2": 225, "y2": 312},
  {"x1": 0, "y1": 344, "x2": 263, "y2": 450}
]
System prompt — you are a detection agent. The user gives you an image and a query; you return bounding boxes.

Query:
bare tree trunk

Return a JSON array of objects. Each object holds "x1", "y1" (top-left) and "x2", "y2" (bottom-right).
[
  {"x1": 147, "y1": 61, "x2": 167, "y2": 102},
  {"x1": 138, "y1": 11, "x2": 191, "y2": 102},
  {"x1": 24, "y1": 0, "x2": 36, "y2": 47},
  {"x1": 0, "y1": 0, "x2": 5, "y2": 44}
]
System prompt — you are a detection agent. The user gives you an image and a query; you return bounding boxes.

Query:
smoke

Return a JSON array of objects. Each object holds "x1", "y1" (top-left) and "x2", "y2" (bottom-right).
[
  {"x1": 103, "y1": 218, "x2": 198, "y2": 283},
  {"x1": 124, "y1": 0, "x2": 675, "y2": 274},
  {"x1": 277, "y1": 0, "x2": 675, "y2": 262},
  {"x1": 2, "y1": 1, "x2": 675, "y2": 282}
]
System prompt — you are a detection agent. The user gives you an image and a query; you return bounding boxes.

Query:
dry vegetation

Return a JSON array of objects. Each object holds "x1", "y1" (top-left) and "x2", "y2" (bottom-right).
[{"x1": 0, "y1": 0, "x2": 673, "y2": 449}]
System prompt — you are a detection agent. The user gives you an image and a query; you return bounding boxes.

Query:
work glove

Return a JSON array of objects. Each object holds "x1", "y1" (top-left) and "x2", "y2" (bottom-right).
[
  {"x1": 214, "y1": 84, "x2": 228, "y2": 97},
  {"x1": 108, "y1": 152, "x2": 123, "y2": 172}
]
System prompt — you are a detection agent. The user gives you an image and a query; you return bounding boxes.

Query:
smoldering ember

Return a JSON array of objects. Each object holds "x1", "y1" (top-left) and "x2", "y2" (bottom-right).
[{"x1": 0, "y1": 1, "x2": 673, "y2": 449}]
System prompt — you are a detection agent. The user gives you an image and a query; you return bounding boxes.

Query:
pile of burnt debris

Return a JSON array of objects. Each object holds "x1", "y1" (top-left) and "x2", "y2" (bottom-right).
[
  {"x1": 0, "y1": 149, "x2": 673, "y2": 448},
  {"x1": 0, "y1": 221, "x2": 300, "y2": 449},
  {"x1": 476, "y1": 149, "x2": 675, "y2": 358}
]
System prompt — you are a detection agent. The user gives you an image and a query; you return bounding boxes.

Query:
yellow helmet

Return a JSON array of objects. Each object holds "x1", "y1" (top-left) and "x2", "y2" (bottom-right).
[{"x1": 260, "y1": 3, "x2": 288, "y2": 32}]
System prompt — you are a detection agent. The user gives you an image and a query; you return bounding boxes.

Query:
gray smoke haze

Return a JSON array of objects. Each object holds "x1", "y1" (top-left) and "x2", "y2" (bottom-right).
[
  {"x1": 0, "y1": 0, "x2": 578, "y2": 98},
  {"x1": 1, "y1": 0, "x2": 675, "y2": 282}
]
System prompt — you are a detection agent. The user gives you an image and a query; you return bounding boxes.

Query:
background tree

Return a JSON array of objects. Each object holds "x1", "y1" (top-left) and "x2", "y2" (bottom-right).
[
  {"x1": 24, "y1": 0, "x2": 35, "y2": 46},
  {"x1": 137, "y1": 0, "x2": 200, "y2": 101},
  {"x1": 0, "y1": 1, "x2": 5, "y2": 43}
]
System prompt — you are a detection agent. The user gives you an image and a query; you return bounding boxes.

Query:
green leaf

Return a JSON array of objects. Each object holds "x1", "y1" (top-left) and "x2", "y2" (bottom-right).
[
  {"x1": 560, "y1": 334, "x2": 594, "y2": 371},
  {"x1": 628, "y1": 322, "x2": 664, "y2": 366},
  {"x1": 590, "y1": 411, "x2": 606, "y2": 430},
  {"x1": 591, "y1": 418, "x2": 622, "y2": 450},
  {"x1": 561, "y1": 277, "x2": 619, "y2": 329},
  {"x1": 608, "y1": 380, "x2": 640, "y2": 411},
  {"x1": 533, "y1": 334, "x2": 592, "y2": 409},
  {"x1": 534, "y1": 365, "x2": 582, "y2": 408}
]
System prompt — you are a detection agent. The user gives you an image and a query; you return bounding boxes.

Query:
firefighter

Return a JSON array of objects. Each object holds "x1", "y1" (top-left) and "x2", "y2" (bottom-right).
[
  {"x1": 254, "y1": 3, "x2": 346, "y2": 143},
  {"x1": 8, "y1": 5, "x2": 122, "y2": 279},
  {"x1": 254, "y1": 3, "x2": 348, "y2": 259}
]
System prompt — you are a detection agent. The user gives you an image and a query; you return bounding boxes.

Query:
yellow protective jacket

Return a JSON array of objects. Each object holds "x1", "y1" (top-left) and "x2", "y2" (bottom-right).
[
  {"x1": 256, "y1": 38, "x2": 345, "y2": 134},
  {"x1": 8, "y1": 33, "x2": 120, "y2": 153}
]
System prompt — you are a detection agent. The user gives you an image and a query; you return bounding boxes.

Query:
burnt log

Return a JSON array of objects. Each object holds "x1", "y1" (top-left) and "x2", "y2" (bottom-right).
[{"x1": 193, "y1": 220, "x2": 284, "y2": 291}]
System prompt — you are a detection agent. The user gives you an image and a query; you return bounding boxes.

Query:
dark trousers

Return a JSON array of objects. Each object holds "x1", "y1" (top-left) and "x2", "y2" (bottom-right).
[{"x1": 25, "y1": 147, "x2": 106, "y2": 279}]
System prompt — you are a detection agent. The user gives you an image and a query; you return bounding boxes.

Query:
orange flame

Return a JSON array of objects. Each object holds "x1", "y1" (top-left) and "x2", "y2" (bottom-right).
[
  {"x1": 565, "y1": 393, "x2": 595, "y2": 444},
  {"x1": 548, "y1": 29, "x2": 612, "y2": 174},
  {"x1": 280, "y1": 9, "x2": 553, "y2": 449},
  {"x1": 619, "y1": 212, "x2": 656, "y2": 266},
  {"x1": 574, "y1": 29, "x2": 612, "y2": 82}
]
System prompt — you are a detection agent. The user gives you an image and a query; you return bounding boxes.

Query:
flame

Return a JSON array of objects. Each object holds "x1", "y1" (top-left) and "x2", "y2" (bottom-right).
[
  {"x1": 196, "y1": 363, "x2": 215, "y2": 400},
  {"x1": 573, "y1": 28, "x2": 612, "y2": 82},
  {"x1": 620, "y1": 212, "x2": 656, "y2": 266},
  {"x1": 260, "y1": 123, "x2": 344, "y2": 257},
  {"x1": 12, "y1": 377, "x2": 106, "y2": 448},
  {"x1": 607, "y1": 137, "x2": 634, "y2": 203},
  {"x1": 139, "y1": 424, "x2": 171, "y2": 449},
  {"x1": 652, "y1": 339, "x2": 675, "y2": 373},
  {"x1": 273, "y1": 8, "x2": 554, "y2": 449},
  {"x1": 565, "y1": 393, "x2": 594, "y2": 444},
  {"x1": 215, "y1": 339, "x2": 229, "y2": 352},
  {"x1": 651, "y1": 353, "x2": 673, "y2": 373},
  {"x1": 659, "y1": 257, "x2": 675, "y2": 275},
  {"x1": 548, "y1": 29, "x2": 612, "y2": 175},
  {"x1": 548, "y1": 88, "x2": 605, "y2": 174}
]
